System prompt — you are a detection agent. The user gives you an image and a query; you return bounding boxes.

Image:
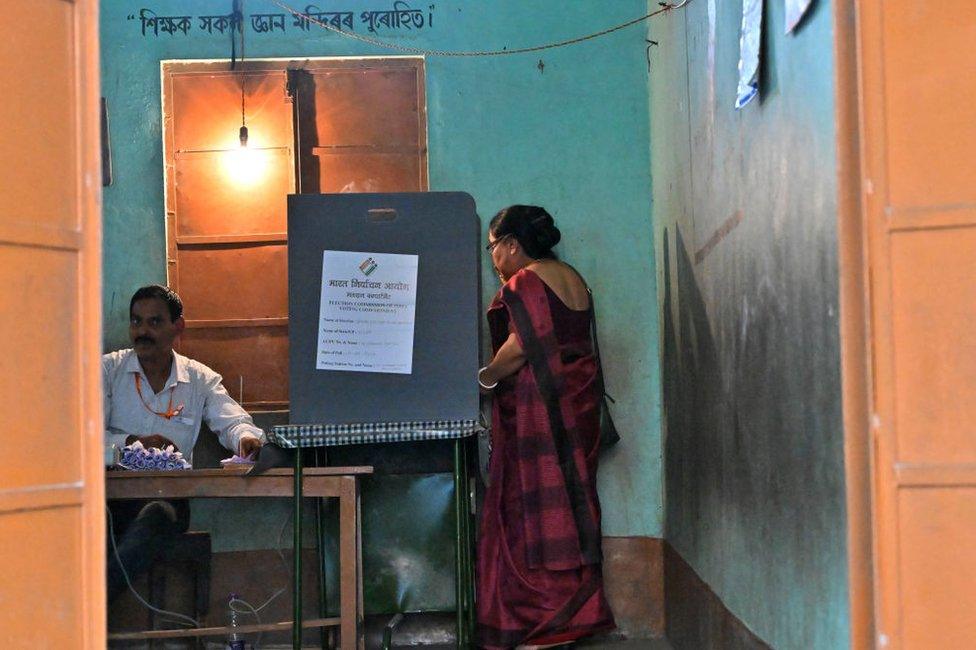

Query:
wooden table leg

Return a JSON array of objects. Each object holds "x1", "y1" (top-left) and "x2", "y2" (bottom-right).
[
  {"x1": 338, "y1": 475, "x2": 360, "y2": 650},
  {"x1": 356, "y1": 482, "x2": 364, "y2": 650}
]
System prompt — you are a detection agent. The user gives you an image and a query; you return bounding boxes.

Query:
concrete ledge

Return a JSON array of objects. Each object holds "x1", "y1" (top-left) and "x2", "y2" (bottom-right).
[{"x1": 602, "y1": 536, "x2": 665, "y2": 638}]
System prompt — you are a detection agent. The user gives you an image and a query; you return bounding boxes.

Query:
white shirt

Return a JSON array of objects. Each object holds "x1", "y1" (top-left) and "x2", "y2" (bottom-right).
[{"x1": 103, "y1": 349, "x2": 264, "y2": 463}]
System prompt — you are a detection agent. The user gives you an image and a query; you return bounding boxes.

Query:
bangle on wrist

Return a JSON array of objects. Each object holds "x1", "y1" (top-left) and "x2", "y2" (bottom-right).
[{"x1": 478, "y1": 367, "x2": 498, "y2": 390}]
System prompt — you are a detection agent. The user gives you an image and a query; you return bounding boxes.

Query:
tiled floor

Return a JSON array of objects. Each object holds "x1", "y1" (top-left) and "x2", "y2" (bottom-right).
[
  {"x1": 336, "y1": 638, "x2": 676, "y2": 649},
  {"x1": 578, "y1": 639, "x2": 674, "y2": 649},
  {"x1": 370, "y1": 632, "x2": 677, "y2": 650},
  {"x1": 251, "y1": 640, "x2": 674, "y2": 650},
  {"x1": 408, "y1": 634, "x2": 676, "y2": 649}
]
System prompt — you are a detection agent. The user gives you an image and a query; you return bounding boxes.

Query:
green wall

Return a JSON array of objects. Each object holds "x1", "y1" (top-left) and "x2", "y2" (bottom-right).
[
  {"x1": 100, "y1": 0, "x2": 662, "y2": 537},
  {"x1": 650, "y1": 0, "x2": 849, "y2": 648}
]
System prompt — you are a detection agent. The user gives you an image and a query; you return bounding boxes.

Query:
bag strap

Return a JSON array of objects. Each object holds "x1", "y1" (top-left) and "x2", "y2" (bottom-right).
[{"x1": 586, "y1": 287, "x2": 614, "y2": 404}]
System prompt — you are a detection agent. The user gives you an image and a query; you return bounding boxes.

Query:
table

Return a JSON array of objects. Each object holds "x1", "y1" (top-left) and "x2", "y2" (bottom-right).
[
  {"x1": 106, "y1": 466, "x2": 372, "y2": 649},
  {"x1": 271, "y1": 420, "x2": 480, "y2": 648}
]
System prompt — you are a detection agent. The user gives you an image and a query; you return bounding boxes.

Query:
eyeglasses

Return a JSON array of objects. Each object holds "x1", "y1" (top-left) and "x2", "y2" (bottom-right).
[{"x1": 485, "y1": 234, "x2": 510, "y2": 253}]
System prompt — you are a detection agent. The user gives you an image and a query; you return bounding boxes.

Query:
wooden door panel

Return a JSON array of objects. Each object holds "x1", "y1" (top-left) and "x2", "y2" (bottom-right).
[
  {"x1": 890, "y1": 227, "x2": 976, "y2": 465},
  {"x1": 312, "y1": 68, "x2": 422, "y2": 147},
  {"x1": 175, "y1": 149, "x2": 292, "y2": 238},
  {"x1": 898, "y1": 488, "x2": 976, "y2": 648},
  {"x1": 172, "y1": 72, "x2": 292, "y2": 151},
  {"x1": 0, "y1": 245, "x2": 82, "y2": 490},
  {"x1": 859, "y1": 2, "x2": 976, "y2": 648},
  {"x1": 180, "y1": 326, "x2": 290, "y2": 408},
  {"x1": 882, "y1": 0, "x2": 976, "y2": 208},
  {"x1": 0, "y1": 508, "x2": 84, "y2": 646},
  {"x1": 177, "y1": 244, "x2": 289, "y2": 321},
  {"x1": 315, "y1": 153, "x2": 423, "y2": 192},
  {"x1": 0, "y1": 0, "x2": 102, "y2": 646},
  {"x1": 0, "y1": 0, "x2": 78, "y2": 230},
  {"x1": 164, "y1": 64, "x2": 295, "y2": 411}
]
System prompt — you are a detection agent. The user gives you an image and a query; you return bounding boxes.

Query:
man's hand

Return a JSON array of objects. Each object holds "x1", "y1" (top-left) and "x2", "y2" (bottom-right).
[
  {"x1": 125, "y1": 434, "x2": 179, "y2": 451},
  {"x1": 239, "y1": 436, "x2": 263, "y2": 459}
]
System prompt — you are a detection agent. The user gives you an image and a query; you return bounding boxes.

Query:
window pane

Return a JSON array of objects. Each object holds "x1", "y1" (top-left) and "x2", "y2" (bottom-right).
[
  {"x1": 179, "y1": 325, "x2": 289, "y2": 409},
  {"x1": 177, "y1": 243, "x2": 287, "y2": 321},
  {"x1": 312, "y1": 68, "x2": 421, "y2": 147},
  {"x1": 175, "y1": 148, "x2": 292, "y2": 238},
  {"x1": 315, "y1": 152, "x2": 423, "y2": 193}
]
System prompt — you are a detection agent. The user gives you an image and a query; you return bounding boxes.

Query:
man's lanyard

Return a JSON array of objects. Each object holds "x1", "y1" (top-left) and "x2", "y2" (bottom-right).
[{"x1": 134, "y1": 374, "x2": 184, "y2": 420}]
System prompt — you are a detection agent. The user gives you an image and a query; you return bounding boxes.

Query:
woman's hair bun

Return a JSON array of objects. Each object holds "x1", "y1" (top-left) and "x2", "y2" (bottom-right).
[
  {"x1": 489, "y1": 205, "x2": 561, "y2": 259},
  {"x1": 529, "y1": 213, "x2": 561, "y2": 251}
]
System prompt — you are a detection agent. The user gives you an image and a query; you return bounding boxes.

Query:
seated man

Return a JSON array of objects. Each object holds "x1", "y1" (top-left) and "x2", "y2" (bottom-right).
[{"x1": 104, "y1": 284, "x2": 265, "y2": 602}]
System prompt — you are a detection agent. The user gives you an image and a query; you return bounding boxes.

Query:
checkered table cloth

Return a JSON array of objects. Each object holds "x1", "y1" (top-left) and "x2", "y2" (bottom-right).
[{"x1": 270, "y1": 418, "x2": 483, "y2": 448}]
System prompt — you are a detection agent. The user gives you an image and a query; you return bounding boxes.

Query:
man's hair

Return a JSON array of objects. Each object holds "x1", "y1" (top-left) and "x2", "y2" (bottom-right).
[{"x1": 129, "y1": 285, "x2": 184, "y2": 321}]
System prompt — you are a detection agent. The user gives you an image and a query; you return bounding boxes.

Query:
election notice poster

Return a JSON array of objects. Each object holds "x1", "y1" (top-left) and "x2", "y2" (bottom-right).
[{"x1": 316, "y1": 250, "x2": 419, "y2": 374}]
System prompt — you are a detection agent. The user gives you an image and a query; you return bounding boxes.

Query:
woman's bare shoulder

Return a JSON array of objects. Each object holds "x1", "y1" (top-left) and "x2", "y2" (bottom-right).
[{"x1": 529, "y1": 261, "x2": 590, "y2": 310}]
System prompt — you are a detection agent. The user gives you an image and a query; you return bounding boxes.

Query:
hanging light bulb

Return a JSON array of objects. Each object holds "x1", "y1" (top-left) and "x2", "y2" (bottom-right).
[
  {"x1": 238, "y1": 58, "x2": 249, "y2": 148},
  {"x1": 222, "y1": 0, "x2": 264, "y2": 184},
  {"x1": 236, "y1": 0, "x2": 250, "y2": 148},
  {"x1": 238, "y1": 57, "x2": 249, "y2": 147}
]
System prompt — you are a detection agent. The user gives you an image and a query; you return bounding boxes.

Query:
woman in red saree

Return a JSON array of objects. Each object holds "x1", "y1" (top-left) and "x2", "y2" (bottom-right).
[{"x1": 477, "y1": 205, "x2": 615, "y2": 649}]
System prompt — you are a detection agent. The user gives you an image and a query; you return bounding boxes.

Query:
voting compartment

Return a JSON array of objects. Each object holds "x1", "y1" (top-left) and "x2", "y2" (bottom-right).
[{"x1": 287, "y1": 192, "x2": 480, "y2": 425}]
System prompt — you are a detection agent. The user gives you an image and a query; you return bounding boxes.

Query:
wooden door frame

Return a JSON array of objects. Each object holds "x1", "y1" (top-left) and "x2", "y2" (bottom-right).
[
  {"x1": 79, "y1": 0, "x2": 107, "y2": 646},
  {"x1": 159, "y1": 56, "x2": 428, "y2": 411},
  {"x1": 833, "y1": 1, "x2": 875, "y2": 649}
]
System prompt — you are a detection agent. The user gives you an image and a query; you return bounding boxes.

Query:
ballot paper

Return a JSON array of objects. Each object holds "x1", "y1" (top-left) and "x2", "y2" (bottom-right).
[
  {"x1": 316, "y1": 250, "x2": 419, "y2": 374},
  {"x1": 220, "y1": 454, "x2": 256, "y2": 468}
]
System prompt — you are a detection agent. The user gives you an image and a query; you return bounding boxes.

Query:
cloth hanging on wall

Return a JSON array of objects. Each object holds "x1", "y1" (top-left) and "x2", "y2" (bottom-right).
[
  {"x1": 735, "y1": 0, "x2": 763, "y2": 109},
  {"x1": 785, "y1": 0, "x2": 814, "y2": 34}
]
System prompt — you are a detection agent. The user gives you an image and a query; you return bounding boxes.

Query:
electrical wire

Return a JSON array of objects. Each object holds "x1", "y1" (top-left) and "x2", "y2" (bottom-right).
[
  {"x1": 229, "y1": 585, "x2": 287, "y2": 650},
  {"x1": 240, "y1": 0, "x2": 247, "y2": 129},
  {"x1": 233, "y1": 586, "x2": 288, "y2": 616},
  {"x1": 230, "y1": 596, "x2": 266, "y2": 649},
  {"x1": 105, "y1": 505, "x2": 201, "y2": 630},
  {"x1": 225, "y1": 511, "x2": 293, "y2": 649},
  {"x1": 266, "y1": 0, "x2": 692, "y2": 57},
  {"x1": 106, "y1": 504, "x2": 297, "y2": 646}
]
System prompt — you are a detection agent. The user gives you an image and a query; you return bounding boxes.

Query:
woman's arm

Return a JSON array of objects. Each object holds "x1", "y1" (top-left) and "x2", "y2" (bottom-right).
[{"x1": 479, "y1": 331, "x2": 525, "y2": 389}]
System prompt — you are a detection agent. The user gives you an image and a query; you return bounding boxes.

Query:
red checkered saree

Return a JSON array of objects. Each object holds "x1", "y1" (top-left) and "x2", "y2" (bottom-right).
[{"x1": 477, "y1": 269, "x2": 615, "y2": 649}]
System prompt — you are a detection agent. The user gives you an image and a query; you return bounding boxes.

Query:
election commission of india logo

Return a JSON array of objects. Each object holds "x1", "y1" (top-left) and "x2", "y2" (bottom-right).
[{"x1": 359, "y1": 256, "x2": 378, "y2": 276}]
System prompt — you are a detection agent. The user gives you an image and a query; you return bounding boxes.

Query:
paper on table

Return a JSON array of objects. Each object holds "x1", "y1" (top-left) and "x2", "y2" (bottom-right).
[{"x1": 220, "y1": 454, "x2": 256, "y2": 467}]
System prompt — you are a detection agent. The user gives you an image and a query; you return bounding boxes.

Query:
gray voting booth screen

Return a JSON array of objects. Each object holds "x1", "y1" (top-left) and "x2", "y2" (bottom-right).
[{"x1": 287, "y1": 192, "x2": 480, "y2": 425}]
